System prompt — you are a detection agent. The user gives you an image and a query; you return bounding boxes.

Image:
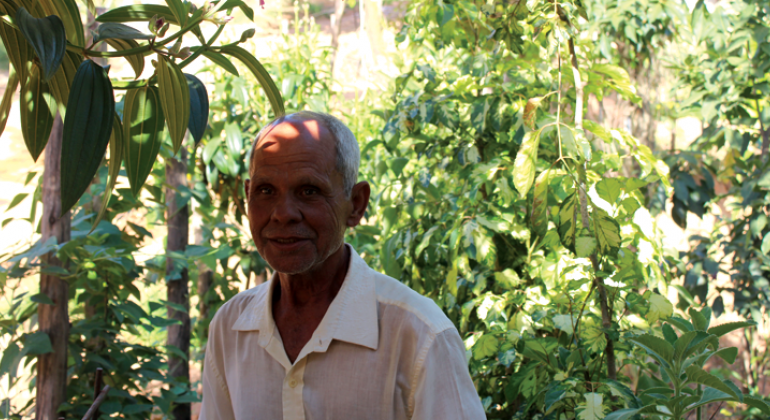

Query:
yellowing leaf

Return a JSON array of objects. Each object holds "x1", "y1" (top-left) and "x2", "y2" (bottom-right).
[
  {"x1": 523, "y1": 96, "x2": 543, "y2": 130},
  {"x1": 553, "y1": 314, "x2": 575, "y2": 334},
  {"x1": 577, "y1": 393, "x2": 606, "y2": 420},
  {"x1": 513, "y1": 129, "x2": 541, "y2": 197},
  {"x1": 647, "y1": 293, "x2": 673, "y2": 324}
]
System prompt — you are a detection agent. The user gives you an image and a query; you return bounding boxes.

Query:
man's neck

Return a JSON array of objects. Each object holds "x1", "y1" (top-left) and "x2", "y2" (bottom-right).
[{"x1": 273, "y1": 244, "x2": 350, "y2": 310}]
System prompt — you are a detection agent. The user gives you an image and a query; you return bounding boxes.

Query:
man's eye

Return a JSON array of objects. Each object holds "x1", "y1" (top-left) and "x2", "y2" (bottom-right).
[
  {"x1": 302, "y1": 188, "x2": 318, "y2": 196},
  {"x1": 259, "y1": 187, "x2": 272, "y2": 194}
]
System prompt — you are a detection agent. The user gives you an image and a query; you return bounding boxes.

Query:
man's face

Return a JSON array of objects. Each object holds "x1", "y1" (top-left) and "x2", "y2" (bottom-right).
[{"x1": 245, "y1": 118, "x2": 357, "y2": 275}]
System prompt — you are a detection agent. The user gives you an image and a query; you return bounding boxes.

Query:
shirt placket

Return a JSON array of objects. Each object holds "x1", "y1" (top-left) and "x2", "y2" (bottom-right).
[{"x1": 281, "y1": 357, "x2": 308, "y2": 420}]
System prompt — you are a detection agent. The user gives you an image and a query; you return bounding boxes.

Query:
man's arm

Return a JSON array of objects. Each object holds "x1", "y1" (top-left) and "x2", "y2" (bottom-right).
[
  {"x1": 411, "y1": 328, "x2": 487, "y2": 420},
  {"x1": 198, "y1": 313, "x2": 237, "y2": 420}
]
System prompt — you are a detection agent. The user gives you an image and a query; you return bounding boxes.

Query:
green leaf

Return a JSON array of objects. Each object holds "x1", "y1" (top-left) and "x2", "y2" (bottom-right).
[
  {"x1": 686, "y1": 388, "x2": 736, "y2": 412},
  {"x1": 6, "y1": 193, "x2": 28, "y2": 212},
  {"x1": 60, "y1": 59, "x2": 115, "y2": 214},
  {"x1": 123, "y1": 86, "x2": 164, "y2": 197},
  {"x1": 0, "y1": 70, "x2": 19, "y2": 138},
  {"x1": 105, "y1": 38, "x2": 144, "y2": 79},
  {"x1": 512, "y1": 129, "x2": 541, "y2": 197},
  {"x1": 199, "y1": 49, "x2": 240, "y2": 76},
  {"x1": 16, "y1": 7, "x2": 67, "y2": 82},
  {"x1": 93, "y1": 22, "x2": 153, "y2": 43},
  {"x1": 558, "y1": 191, "x2": 578, "y2": 252},
  {"x1": 156, "y1": 54, "x2": 190, "y2": 154},
  {"x1": 48, "y1": 51, "x2": 82, "y2": 111},
  {"x1": 523, "y1": 97, "x2": 543, "y2": 130},
  {"x1": 0, "y1": 341, "x2": 21, "y2": 378},
  {"x1": 531, "y1": 169, "x2": 549, "y2": 238},
  {"x1": 592, "y1": 210, "x2": 620, "y2": 256},
  {"x1": 595, "y1": 178, "x2": 621, "y2": 204},
  {"x1": 577, "y1": 392, "x2": 605, "y2": 420},
  {"x1": 647, "y1": 293, "x2": 673, "y2": 324},
  {"x1": 29, "y1": 292, "x2": 54, "y2": 305},
  {"x1": 224, "y1": 121, "x2": 242, "y2": 159},
  {"x1": 575, "y1": 236, "x2": 596, "y2": 258},
  {"x1": 0, "y1": 3, "x2": 35, "y2": 85},
  {"x1": 473, "y1": 334, "x2": 498, "y2": 360},
  {"x1": 673, "y1": 330, "x2": 705, "y2": 364},
  {"x1": 164, "y1": 0, "x2": 188, "y2": 26},
  {"x1": 91, "y1": 113, "x2": 123, "y2": 232},
  {"x1": 219, "y1": 0, "x2": 254, "y2": 20},
  {"x1": 707, "y1": 321, "x2": 755, "y2": 337},
  {"x1": 628, "y1": 334, "x2": 674, "y2": 365},
  {"x1": 45, "y1": 0, "x2": 86, "y2": 47},
  {"x1": 712, "y1": 347, "x2": 738, "y2": 364},
  {"x1": 437, "y1": 3, "x2": 454, "y2": 27},
  {"x1": 96, "y1": 4, "x2": 179, "y2": 24},
  {"x1": 185, "y1": 73, "x2": 209, "y2": 145},
  {"x1": 685, "y1": 365, "x2": 741, "y2": 401},
  {"x1": 20, "y1": 65, "x2": 56, "y2": 161},
  {"x1": 219, "y1": 45, "x2": 285, "y2": 117},
  {"x1": 688, "y1": 307, "x2": 709, "y2": 331},
  {"x1": 668, "y1": 316, "x2": 694, "y2": 333},
  {"x1": 744, "y1": 396, "x2": 770, "y2": 415},
  {"x1": 22, "y1": 331, "x2": 53, "y2": 355},
  {"x1": 762, "y1": 234, "x2": 770, "y2": 255},
  {"x1": 583, "y1": 120, "x2": 611, "y2": 143}
]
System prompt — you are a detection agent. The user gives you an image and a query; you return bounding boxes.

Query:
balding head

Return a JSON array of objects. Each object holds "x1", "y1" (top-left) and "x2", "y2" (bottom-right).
[{"x1": 250, "y1": 111, "x2": 360, "y2": 196}]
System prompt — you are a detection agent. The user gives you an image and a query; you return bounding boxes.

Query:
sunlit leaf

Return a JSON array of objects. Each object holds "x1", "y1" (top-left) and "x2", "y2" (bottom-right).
[
  {"x1": 20, "y1": 65, "x2": 56, "y2": 161},
  {"x1": 156, "y1": 54, "x2": 190, "y2": 154},
  {"x1": 16, "y1": 7, "x2": 67, "y2": 82},
  {"x1": 512, "y1": 129, "x2": 541, "y2": 197},
  {"x1": 123, "y1": 86, "x2": 164, "y2": 197}
]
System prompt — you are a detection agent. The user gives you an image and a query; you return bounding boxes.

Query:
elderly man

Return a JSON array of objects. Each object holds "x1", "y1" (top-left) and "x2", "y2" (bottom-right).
[{"x1": 199, "y1": 111, "x2": 486, "y2": 419}]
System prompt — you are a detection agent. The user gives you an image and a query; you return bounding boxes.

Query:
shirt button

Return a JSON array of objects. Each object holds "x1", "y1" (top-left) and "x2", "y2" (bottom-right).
[{"x1": 288, "y1": 379, "x2": 298, "y2": 388}]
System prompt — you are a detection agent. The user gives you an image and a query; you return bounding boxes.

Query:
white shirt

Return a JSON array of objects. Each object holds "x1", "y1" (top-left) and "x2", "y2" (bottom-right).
[{"x1": 199, "y1": 245, "x2": 486, "y2": 420}]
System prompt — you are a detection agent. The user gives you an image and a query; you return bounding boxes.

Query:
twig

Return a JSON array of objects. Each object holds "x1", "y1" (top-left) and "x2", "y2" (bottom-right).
[{"x1": 81, "y1": 385, "x2": 110, "y2": 420}]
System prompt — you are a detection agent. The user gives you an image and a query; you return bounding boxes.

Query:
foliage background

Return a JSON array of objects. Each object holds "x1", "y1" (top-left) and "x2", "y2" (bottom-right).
[{"x1": 0, "y1": 0, "x2": 769, "y2": 418}]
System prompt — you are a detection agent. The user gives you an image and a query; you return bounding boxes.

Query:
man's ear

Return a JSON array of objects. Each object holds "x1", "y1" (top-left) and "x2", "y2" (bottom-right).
[
  {"x1": 346, "y1": 181, "x2": 371, "y2": 227},
  {"x1": 244, "y1": 179, "x2": 251, "y2": 201}
]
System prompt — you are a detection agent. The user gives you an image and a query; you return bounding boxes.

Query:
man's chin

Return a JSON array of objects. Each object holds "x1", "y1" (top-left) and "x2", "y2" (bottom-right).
[{"x1": 263, "y1": 254, "x2": 317, "y2": 275}]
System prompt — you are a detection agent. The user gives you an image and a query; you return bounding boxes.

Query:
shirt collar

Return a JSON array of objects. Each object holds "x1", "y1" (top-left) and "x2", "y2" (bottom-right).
[{"x1": 231, "y1": 244, "x2": 379, "y2": 352}]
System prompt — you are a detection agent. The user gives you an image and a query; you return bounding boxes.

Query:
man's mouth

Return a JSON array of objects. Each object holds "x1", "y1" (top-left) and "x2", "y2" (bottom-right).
[{"x1": 272, "y1": 238, "x2": 304, "y2": 244}]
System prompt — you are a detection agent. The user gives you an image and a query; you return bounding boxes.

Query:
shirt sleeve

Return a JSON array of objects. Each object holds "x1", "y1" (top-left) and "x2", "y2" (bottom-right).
[
  {"x1": 411, "y1": 328, "x2": 487, "y2": 420},
  {"x1": 198, "y1": 312, "x2": 237, "y2": 420}
]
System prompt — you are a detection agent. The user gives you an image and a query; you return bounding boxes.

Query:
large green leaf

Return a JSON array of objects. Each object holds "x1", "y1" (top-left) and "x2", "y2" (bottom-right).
[
  {"x1": 156, "y1": 54, "x2": 190, "y2": 154},
  {"x1": 219, "y1": 45, "x2": 285, "y2": 117},
  {"x1": 48, "y1": 50, "x2": 81, "y2": 112},
  {"x1": 707, "y1": 321, "x2": 756, "y2": 337},
  {"x1": 688, "y1": 307, "x2": 710, "y2": 331},
  {"x1": 15, "y1": 7, "x2": 67, "y2": 82},
  {"x1": 123, "y1": 86, "x2": 165, "y2": 196},
  {"x1": 595, "y1": 178, "x2": 621, "y2": 204},
  {"x1": 22, "y1": 331, "x2": 53, "y2": 354},
  {"x1": 744, "y1": 396, "x2": 770, "y2": 415},
  {"x1": 0, "y1": 70, "x2": 19, "y2": 138},
  {"x1": 512, "y1": 128, "x2": 541, "y2": 197},
  {"x1": 531, "y1": 169, "x2": 549, "y2": 238},
  {"x1": 200, "y1": 49, "x2": 240, "y2": 76},
  {"x1": 558, "y1": 191, "x2": 578, "y2": 252},
  {"x1": 673, "y1": 330, "x2": 710, "y2": 365},
  {"x1": 96, "y1": 4, "x2": 178, "y2": 24},
  {"x1": 93, "y1": 22, "x2": 153, "y2": 43},
  {"x1": 164, "y1": 0, "x2": 187, "y2": 27},
  {"x1": 20, "y1": 65, "x2": 56, "y2": 161},
  {"x1": 602, "y1": 404, "x2": 660, "y2": 420},
  {"x1": 628, "y1": 334, "x2": 674, "y2": 366},
  {"x1": 0, "y1": 4, "x2": 35, "y2": 84},
  {"x1": 185, "y1": 73, "x2": 209, "y2": 145},
  {"x1": 60, "y1": 59, "x2": 115, "y2": 214},
  {"x1": 684, "y1": 365, "x2": 741, "y2": 401},
  {"x1": 91, "y1": 113, "x2": 124, "y2": 232},
  {"x1": 39, "y1": 0, "x2": 85, "y2": 47},
  {"x1": 105, "y1": 38, "x2": 144, "y2": 79},
  {"x1": 592, "y1": 210, "x2": 621, "y2": 256}
]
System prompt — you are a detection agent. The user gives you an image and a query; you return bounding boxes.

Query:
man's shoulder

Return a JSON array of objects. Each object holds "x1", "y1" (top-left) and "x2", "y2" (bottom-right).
[{"x1": 369, "y1": 270, "x2": 455, "y2": 336}]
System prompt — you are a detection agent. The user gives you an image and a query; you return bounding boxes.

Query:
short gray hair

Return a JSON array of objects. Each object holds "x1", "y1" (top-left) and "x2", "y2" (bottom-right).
[{"x1": 249, "y1": 111, "x2": 360, "y2": 196}]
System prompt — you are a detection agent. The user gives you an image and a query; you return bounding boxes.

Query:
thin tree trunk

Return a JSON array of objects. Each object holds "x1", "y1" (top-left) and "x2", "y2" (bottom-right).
[
  {"x1": 568, "y1": 39, "x2": 616, "y2": 381},
  {"x1": 194, "y1": 217, "x2": 213, "y2": 340},
  {"x1": 36, "y1": 115, "x2": 70, "y2": 420},
  {"x1": 166, "y1": 148, "x2": 190, "y2": 420}
]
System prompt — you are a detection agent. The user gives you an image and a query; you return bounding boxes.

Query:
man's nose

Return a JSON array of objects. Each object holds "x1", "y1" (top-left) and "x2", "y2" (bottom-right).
[{"x1": 270, "y1": 193, "x2": 302, "y2": 224}]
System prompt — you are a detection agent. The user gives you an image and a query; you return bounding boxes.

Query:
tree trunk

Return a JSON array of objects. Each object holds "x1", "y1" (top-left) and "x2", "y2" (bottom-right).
[
  {"x1": 36, "y1": 115, "x2": 70, "y2": 420},
  {"x1": 329, "y1": 0, "x2": 345, "y2": 77},
  {"x1": 194, "y1": 218, "x2": 213, "y2": 341},
  {"x1": 166, "y1": 148, "x2": 191, "y2": 420}
]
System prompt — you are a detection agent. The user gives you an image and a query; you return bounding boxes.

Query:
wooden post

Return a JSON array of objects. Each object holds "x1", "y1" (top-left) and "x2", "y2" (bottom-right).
[
  {"x1": 36, "y1": 115, "x2": 71, "y2": 420},
  {"x1": 166, "y1": 148, "x2": 190, "y2": 420}
]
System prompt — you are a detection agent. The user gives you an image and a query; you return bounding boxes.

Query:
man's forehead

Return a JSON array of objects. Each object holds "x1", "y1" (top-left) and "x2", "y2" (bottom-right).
[{"x1": 256, "y1": 117, "x2": 331, "y2": 151}]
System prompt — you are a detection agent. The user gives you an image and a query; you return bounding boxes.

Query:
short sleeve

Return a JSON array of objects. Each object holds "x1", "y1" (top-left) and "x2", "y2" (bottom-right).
[
  {"x1": 411, "y1": 328, "x2": 486, "y2": 420},
  {"x1": 198, "y1": 311, "x2": 237, "y2": 420}
]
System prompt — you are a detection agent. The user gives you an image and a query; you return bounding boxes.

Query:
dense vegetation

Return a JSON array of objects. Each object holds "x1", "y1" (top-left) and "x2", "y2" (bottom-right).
[{"x1": 0, "y1": 0, "x2": 769, "y2": 418}]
